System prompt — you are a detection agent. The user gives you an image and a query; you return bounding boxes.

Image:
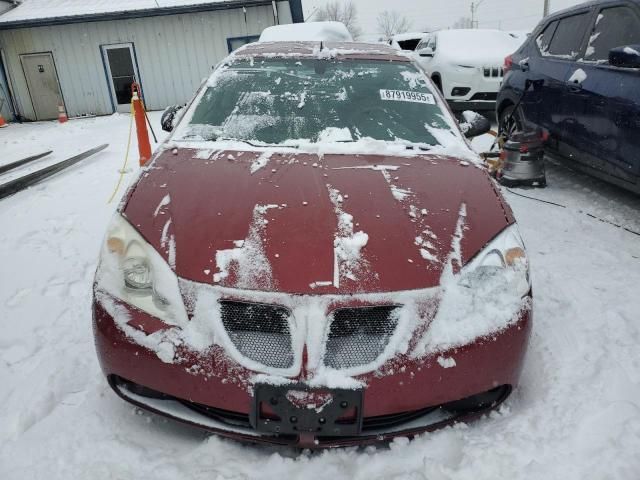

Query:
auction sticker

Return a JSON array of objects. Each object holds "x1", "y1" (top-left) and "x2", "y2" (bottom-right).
[{"x1": 380, "y1": 89, "x2": 435, "y2": 104}]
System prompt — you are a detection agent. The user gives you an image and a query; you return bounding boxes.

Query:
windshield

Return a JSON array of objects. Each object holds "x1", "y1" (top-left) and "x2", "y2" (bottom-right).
[{"x1": 178, "y1": 59, "x2": 453, "y2": 147}]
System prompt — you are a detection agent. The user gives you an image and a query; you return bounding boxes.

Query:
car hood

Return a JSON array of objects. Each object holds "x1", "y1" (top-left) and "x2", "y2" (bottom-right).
[
  {"x1": 123, "y1": 148, "x2": 513, "y2": 295},
  {"x1": 441, "y1": 50, "x2": 513, "y2": 67}
]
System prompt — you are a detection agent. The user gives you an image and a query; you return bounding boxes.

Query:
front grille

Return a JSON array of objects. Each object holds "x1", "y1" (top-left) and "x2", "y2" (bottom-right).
[
  {"x1": 181, "y1": 400, "x2": 253, "y2": 428},
  {"x1": 324, "y1": 306, "x2": 400, "y2": 370},
  {"x1": 483, "y1": 67, "x2": 504, "y2": 78},
  {"x1": 220, "y1": 301, "x2": 294, "y2": 369},
  {"x1": 363, "y1": 406, "x2": 438, "y2": 431}
]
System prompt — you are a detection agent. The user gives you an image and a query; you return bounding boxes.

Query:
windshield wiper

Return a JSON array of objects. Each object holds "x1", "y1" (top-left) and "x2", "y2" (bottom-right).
[
  {"x1": 214, "y1": 137, "x2": 299, "y2": 148},
  {"x1": 405, "y1": 144, "x2": 432, "y2": 151}
]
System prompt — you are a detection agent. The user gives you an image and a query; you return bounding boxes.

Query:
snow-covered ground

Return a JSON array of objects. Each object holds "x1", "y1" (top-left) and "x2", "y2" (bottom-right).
[{"x1": 1, "y1": 114, "x2": 639, "y2": 479}]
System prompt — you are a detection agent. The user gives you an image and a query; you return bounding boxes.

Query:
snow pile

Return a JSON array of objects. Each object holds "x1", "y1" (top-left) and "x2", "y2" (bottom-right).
[
  {"x1": 212, "y1": 204, "x2": 278, "y2": 289},
  {"x1": 153, "y1": 194, "x2": 171, "y2": 217},
  {"x1": 259, "y1": 22, "x2": 353, "y2": 43},
  {"x1": 317, "y1": 127, "x2": 353, "y2": 143},
  {"x1": 437, "y1": 356, "x2": 456, "y2": 368},
  {"x1": 567, "y1": 68, "x2": 587, "y2": 84},
  {"x1": 435, "y1": 29, "x2": 524, "y2": 65},
  {"x1": 96, "y1": 291, "x2": 178, "y2": 363},
  {"x1": 585, "y1": 32, "x2": 601, "y2": 58},
  {"x1": 380, "y1": 168, "x2": 413, "y2": 201},
  {"x1": 249, "y1": 151, "x2": 273, "y2": 174},
  {"x1": 172, "y1": 136, "x2": 480, "y2": 165},
  {"x1": 328, "y1": 186, "x2": 369, "y2": 288},
  {"x1": 0, "y1": 0, "x2": 233, "y2": 23}
]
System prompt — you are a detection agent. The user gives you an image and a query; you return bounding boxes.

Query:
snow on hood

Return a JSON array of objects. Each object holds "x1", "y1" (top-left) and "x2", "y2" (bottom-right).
[
  {"x1": 122, "y1": 148, "x2": 513, "y2": 296},
  {"x1": 436, "y1": 29, "x2": 524, "y2": 65}
]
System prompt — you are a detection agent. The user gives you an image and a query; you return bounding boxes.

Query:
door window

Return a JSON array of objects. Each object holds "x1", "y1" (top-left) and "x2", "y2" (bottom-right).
[
  {"x1": 106, "y1": 47, "x2": 136, "y2": 105},
  {"x1": 428, "y1": 35, "x2": 437, "y2": 52},
  {"x1": 227, "y1": 36, "x2": 260, "y2": 53},
  {"x1": 584, "y1": 6, "x2": 640, "y2": 62},
  {"x1": 536, "y1": 20, "x2": 558, "y2": 54},
  {"x1": 546, "y1": 13, "x2": 590, "y2": 58}
]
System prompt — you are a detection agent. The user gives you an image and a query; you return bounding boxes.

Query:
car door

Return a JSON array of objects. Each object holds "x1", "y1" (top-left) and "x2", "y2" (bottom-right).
[
  {"x1": 562, "y1": 2, "x2": 640, "y2": 182},
  {"x1": 521, "y1": 11, "x2": 592, "y2": 141}
]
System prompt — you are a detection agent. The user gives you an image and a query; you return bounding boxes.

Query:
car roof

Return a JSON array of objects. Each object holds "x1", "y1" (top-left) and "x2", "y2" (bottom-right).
[
  {"x1": 545, "y1": 0, "x2": 640, "y2": 20},
  {"x1": 391, "y1": 32, "x2": 428, "y2": 41},
  {"x1": 232, "y1": 41, "x2": 411, "y2": 62}
]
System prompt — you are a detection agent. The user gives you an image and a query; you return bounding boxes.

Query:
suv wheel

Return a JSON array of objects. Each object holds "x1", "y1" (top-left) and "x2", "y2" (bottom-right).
[
  {"x1": 431, "y1": 75, "x2": 443, "y2": 93},
  {"x1": 498, "y1": 105, "x2": 523, "y2": 138}
]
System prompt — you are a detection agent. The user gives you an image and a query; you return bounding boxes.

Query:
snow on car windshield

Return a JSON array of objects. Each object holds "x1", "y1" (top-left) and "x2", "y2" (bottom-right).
[{"x1": 179, "y1": 59, "x2": 451, "y2": 146}]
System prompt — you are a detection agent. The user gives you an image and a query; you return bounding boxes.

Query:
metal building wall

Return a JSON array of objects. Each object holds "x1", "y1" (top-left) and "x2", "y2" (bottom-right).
[{"x1": 0, "y1": 2, "x2": 292, "y2": 120}]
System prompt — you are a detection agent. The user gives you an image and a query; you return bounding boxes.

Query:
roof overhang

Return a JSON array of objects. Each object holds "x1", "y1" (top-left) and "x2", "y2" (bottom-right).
[{"x1": 0, "y1": 0, "x2": 302, "y2": 30}]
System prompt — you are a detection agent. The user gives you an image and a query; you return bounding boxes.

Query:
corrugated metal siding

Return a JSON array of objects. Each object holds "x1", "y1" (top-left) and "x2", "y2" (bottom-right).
[
  {"x1": 0, "y1": 48, "x2": 12, "y2": 120},
  {"x1": 0, "y1": 3, "x2": 288, "y2": 119},
  {"x1": 0, "y1": 81, "x2": 11, "y2": 120}
]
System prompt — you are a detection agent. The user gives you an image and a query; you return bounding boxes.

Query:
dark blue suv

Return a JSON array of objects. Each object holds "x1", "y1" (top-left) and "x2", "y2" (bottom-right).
[{"x1": 497, "y1": 0, "x2": 640, "y2": 194}]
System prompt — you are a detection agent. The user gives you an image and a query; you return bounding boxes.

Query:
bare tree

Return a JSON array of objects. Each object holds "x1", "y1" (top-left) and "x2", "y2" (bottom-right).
[
  {"x1": 376, "y1": 10, "x2": 413, "y2": 39},
  {"x1": 452, "y1": 16, "x2": 473, "y2": 29},
  {"x1": 316, "y1": 0, "x2": 362, "y2": 39}
]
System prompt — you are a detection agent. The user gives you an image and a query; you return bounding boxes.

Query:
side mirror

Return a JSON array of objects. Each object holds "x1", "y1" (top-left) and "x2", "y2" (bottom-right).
[
  {"x1": 417, "y1": 47, "x2": 434, "y2": 57},
  {"x1": 161, "y1": 104, "x2": 184, "y2": 132},
  {"x1": 609, "y1": 45, "x2": 640, "y2": 69},
  {"x1": 459, "y1": 111, "x2": 491, "y2": 139}
]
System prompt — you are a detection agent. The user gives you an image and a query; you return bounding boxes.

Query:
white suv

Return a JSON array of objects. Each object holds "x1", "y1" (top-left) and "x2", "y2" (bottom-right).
[{"x1": 414, "y1": 29, "x2": 524, "y2": 111}]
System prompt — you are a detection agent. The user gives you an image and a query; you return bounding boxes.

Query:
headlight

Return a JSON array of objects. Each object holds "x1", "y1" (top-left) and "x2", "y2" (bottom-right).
[
  {"x1": 412, "y1": 224, "x2": 531, "y2": 357},
  {"x1": 95, "y1": 214, "x2": 187, "y2": 326},
  {"x1": 459, "y1": 224, "x2": 530, "y2": 298}
]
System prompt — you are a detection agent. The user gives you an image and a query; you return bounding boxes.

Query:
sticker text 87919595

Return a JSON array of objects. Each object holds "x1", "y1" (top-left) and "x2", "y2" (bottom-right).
[{"x1": 379, "y1": 89, "x2": 435, "y2": 104}]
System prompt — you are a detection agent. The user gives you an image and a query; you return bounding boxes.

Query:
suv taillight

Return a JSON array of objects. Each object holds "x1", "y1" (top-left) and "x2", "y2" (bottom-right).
[{"x1": 504, "y1": 54, "x2": 513, "y2": 73}]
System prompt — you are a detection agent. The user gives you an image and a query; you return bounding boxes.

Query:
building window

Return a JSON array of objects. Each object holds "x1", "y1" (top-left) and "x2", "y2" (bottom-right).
[{"x1": 227, "y1": 35, "x2": 260, "y2": 53}]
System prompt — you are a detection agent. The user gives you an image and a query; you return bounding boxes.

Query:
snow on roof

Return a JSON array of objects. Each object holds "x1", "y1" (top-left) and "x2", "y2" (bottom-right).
[
  {"x1": 233, "y1": 41, "x2": 409, "y2": 62},
  {"x1": 0, "y1": 0, "x2": 240, "y2": 24},
  {"x1": 391, "y1": 32, "x2": 428, "y2": 42},
  {"x1": 259, "y1": 21, "x2": 353, "y2": 43}
]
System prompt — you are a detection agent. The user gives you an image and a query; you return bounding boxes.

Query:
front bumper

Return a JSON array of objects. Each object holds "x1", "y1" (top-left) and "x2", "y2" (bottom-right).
[
  {"x1": 448, "y1": 100, "x2": 497, "y2": 111},
  {"x1": 444, "y1": 67, "x2": 503, "y2": 111},
  {"x1": 93, "y1": 294, "x2": 532, "y2": 448}
]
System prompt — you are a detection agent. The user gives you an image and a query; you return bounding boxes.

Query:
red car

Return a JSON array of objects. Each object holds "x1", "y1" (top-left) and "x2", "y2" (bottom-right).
[{"x1": 93, "y1": 42, "x2": 532, "y2": 448}]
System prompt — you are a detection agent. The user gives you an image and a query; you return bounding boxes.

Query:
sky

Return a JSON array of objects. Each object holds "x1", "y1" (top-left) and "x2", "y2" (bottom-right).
[{"x1": 302, "y1": 0, "x2": 586, "y2": 36}]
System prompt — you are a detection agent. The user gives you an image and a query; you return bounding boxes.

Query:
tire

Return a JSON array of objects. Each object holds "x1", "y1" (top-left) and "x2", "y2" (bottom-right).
[
  {"x1": 431, "y1": 75, "x2": 443, "y2": 93},
  {"x1": 498, "y1": 104, "x2": 524, "y2": 139}
]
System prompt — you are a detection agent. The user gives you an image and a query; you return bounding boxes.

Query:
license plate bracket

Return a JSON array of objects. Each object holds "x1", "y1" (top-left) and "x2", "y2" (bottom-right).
[{"x1": 250, "y1": 383, "x2": 363, "y2": 437}]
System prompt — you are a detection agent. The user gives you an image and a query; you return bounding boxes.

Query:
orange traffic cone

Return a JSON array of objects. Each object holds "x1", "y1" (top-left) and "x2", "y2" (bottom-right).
[
  {"x1": 0, "y1": 113, "x2": 7, "y2": 128},
  {"x1": 131, "y1": 84, "x2": 152, "y2": 166},
  {"x1": 57, "y1": 103, "x2": 68, "y2": 123}
]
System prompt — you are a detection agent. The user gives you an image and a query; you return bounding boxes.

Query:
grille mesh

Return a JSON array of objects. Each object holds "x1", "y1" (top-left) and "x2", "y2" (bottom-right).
[
  {"x1": 483, "y1": 67, "x2": 504, "y2": 78},
  {"x1": 220, "y1": 301, "x2": 294, "y2": 369},
  {"x1": 324, "y1": 306, "x2": 400, "y2": 370}
]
